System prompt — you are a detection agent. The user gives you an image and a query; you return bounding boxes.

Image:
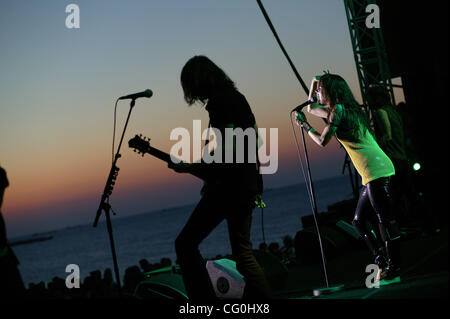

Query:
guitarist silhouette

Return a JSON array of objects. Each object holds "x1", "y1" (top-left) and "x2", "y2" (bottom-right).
[{"x1": 167, "y1": 56, "x2": 270, "y2": 300}]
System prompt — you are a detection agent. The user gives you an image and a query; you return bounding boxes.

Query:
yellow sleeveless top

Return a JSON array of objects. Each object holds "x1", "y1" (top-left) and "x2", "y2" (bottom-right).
[{"x1": 336, "y1": 129, "x2": 395, "y2": 186}]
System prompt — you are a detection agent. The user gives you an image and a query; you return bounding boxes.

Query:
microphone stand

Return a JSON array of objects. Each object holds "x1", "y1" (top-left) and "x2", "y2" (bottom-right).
[
  {"x1": 93, "y1": 99, "x2": 136, "y2": 297},
  {"x1": 292, "y1": 113, "x2": 346, "y2": 297},
  {"x1": 298, "y1": 123, "x2": 330, "y2": 289}
]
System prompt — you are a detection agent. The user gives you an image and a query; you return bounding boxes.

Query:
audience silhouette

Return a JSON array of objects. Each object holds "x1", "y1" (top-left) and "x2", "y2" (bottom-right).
[{"x1": 19, "y1": 235, "x2": 300, "y2": 299}]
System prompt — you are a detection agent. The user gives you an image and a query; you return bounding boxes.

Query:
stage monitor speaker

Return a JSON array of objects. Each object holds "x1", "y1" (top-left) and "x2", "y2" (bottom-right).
[
  {"x1": 134, "y1": 252, "x2": 289, "y2": 299},
  {"x1": 206, "y1": 259, "x2": 245, "y2": 299},
  {"x1": 252, "y1": 249, "x2": 288, "y2": 291},
  {"x1": 294, "y1": 224, "x2": 358, "y2": 265},
  {"x1": 134, "y1": 259, "x2": 247, "y2": 300},
  {"x1": 335, "y1": 220, "x2": 360, "y2": 240},
  {"x1": 134, "y1": 265, "x2": 188, "y2": 300}
]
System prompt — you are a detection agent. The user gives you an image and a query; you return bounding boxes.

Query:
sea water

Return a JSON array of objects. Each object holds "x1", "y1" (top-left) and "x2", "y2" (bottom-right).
[{"x1": 11, "y1": 175, "x2": 354, "y2": 286}]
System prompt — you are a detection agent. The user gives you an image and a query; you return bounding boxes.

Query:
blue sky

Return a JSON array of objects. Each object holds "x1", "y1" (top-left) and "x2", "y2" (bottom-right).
[{"x1": 0, "y1": 0, "x2": 403, "y2": 237}]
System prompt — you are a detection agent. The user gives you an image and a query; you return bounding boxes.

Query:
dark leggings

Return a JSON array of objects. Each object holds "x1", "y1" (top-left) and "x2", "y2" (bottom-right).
[
  {"x1": 175, "y1": 193, "x2": 271, "y2": 300},
  {"x1": 352, "y1": 177, "x2": 398, "y2": 250}
]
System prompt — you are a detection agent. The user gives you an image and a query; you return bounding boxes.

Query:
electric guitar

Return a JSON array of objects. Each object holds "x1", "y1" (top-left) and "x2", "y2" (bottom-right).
[
  {"x1": 129, "y1": 134, "x2": 266, "y2": 207},
  {"x1": 128, "y1": 134, "x2": 210, "y2": 182}
]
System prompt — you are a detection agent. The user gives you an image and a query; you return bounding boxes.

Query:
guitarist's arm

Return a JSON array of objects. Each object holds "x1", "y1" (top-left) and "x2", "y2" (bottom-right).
[{"x1": 168, "y1": 123, "x2": 236, "y2": 176}]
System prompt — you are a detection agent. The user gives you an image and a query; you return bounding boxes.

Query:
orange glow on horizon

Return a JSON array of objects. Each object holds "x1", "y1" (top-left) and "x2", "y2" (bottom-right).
[{"x1": 3, "y1": 137, "x2": 336, "y2": 217}]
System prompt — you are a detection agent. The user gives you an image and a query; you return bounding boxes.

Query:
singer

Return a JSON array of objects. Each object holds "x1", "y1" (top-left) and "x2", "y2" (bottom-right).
[
  {"x1": 295, "y1": 74, "x2": 401, "y2": 281},
  {"x1": 168, "y1": 55, "x2": 271, "y2": 299}
]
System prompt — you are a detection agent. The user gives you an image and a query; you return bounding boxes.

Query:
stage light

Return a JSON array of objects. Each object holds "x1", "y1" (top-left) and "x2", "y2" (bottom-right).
[{"x1": 413, "y1": 163, "x2": 421, "y2": 171}]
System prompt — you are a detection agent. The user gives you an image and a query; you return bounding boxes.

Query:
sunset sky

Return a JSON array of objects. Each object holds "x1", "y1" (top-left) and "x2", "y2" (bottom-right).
[{"x1": 0, "y1": 0, "x2": 404, "y2": 238}]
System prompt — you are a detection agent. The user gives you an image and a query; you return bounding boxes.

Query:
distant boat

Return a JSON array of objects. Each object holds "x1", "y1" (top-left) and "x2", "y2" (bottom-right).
[{"x1": 9, "y1": 235, "x2": 53, "y2": 247}]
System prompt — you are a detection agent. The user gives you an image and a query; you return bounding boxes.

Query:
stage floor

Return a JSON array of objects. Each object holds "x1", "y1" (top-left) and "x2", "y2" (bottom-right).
[{"x1": 275, "y1": 225, "x2": 448, "y2": 299}]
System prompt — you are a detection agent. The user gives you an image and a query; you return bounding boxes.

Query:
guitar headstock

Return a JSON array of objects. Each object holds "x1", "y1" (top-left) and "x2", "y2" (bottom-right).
[{"x1": 128, "y1": 134, "x2": 151, "y2": 157}]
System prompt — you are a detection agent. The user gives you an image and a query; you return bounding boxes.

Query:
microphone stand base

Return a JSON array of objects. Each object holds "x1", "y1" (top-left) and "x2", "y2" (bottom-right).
[{"x1": 312, "y1": 284, "x2": 345, "y2": 297}]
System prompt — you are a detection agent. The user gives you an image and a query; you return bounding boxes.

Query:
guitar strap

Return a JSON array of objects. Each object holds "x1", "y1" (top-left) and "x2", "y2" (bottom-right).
[
  {"x1": 203, "y1": 121, "x2": 212, "y2": 158},
  {"x1": 254, "y1": 126, "x2": 266, "y2": 209},
  {"x1": 198, "y1": 121, "x2": 212, "y2": 197}
]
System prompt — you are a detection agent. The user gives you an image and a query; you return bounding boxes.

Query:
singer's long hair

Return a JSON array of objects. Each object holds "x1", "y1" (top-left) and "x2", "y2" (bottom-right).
[
  {"x1": 319, "y1": 74, "x2": 372, "y2": 142},
  {"x1": 181, "y1": 55, "x2": 237, "y2": 105}
]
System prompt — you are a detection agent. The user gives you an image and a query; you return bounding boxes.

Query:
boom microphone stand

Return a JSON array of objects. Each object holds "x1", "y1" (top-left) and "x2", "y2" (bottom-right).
[{"x1": 93, "y1": 99, "x2": 136, "y2": 296}]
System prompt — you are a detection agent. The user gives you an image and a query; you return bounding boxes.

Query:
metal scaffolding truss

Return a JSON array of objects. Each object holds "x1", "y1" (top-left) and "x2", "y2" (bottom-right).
[{"x1": 344, "y1": 0, "x2": 396, "y2": 109}]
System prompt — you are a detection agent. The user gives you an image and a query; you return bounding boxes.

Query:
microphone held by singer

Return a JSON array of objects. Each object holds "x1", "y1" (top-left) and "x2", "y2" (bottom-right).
[{"x1": 292, "y1": 97, "x2": 317, "y2": 113}]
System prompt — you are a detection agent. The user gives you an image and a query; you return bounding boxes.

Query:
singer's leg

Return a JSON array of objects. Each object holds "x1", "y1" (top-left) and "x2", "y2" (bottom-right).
[
  {"x1": 353, "y1": 186, "x2": 386, "y2": 268},
  {"x1": 367, "y1": 177, "x2": 401, "y2": 279}
]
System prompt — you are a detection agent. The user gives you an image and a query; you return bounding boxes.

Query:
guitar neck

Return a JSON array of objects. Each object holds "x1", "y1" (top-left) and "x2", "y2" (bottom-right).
[
  {"x1": 145, "y1": 146, "x2": 207, "y2": 181},
  {"x1": 146, "y1": 146, "x2": 172, "y2": 164}
]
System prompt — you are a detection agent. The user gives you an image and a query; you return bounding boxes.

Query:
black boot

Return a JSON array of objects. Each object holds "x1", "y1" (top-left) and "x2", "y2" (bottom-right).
[
  {"x1": 362, "y1": 234, "x2": 386, "y2": 269},
  {"x1": 380, "y1": 238, "x2": 401, "y2": 280}
]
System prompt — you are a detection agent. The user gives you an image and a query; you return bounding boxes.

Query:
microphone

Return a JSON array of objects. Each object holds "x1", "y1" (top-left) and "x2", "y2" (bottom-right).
[
  {"x1": 118, "y1": 89, "x2": 153, "y2": 100},
  {"x1": 292, "y1": 97, "x2": 317, "y2": 113}
]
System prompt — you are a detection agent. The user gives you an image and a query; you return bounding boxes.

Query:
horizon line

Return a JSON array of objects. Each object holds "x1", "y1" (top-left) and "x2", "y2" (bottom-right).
[{"x1": 9, "y1": 173, "x2": 353, "y2": 240}]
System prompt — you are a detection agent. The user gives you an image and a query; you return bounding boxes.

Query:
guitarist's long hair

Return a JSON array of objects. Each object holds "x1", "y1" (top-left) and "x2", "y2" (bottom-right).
[{"x1": 181, "y1": 55, "x2": 237, "y2": 106}]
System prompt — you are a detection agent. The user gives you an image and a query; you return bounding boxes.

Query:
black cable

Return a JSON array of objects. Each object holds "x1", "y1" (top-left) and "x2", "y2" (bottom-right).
[
  {"x1": 261, "y1": 207, "x2": 266, "y2": 244},
  {"x1": 255, "y1": 0, "x2": 309, "y2": 94},
  {"x1": 290, "y1": 112, "x2": 330, "y2": 287},
  {"x1": 289, "y1": 113, "x2": 315, "y2": 213}
]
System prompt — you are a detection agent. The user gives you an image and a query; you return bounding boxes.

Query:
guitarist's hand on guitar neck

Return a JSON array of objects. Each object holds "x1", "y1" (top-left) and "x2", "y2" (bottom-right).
[
  {"x1": 168, "y1": 161, "x2": 194, "y2": 174},
  {"x1": 128, "y1": 134, "x2": 210, "y2": 182}
]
